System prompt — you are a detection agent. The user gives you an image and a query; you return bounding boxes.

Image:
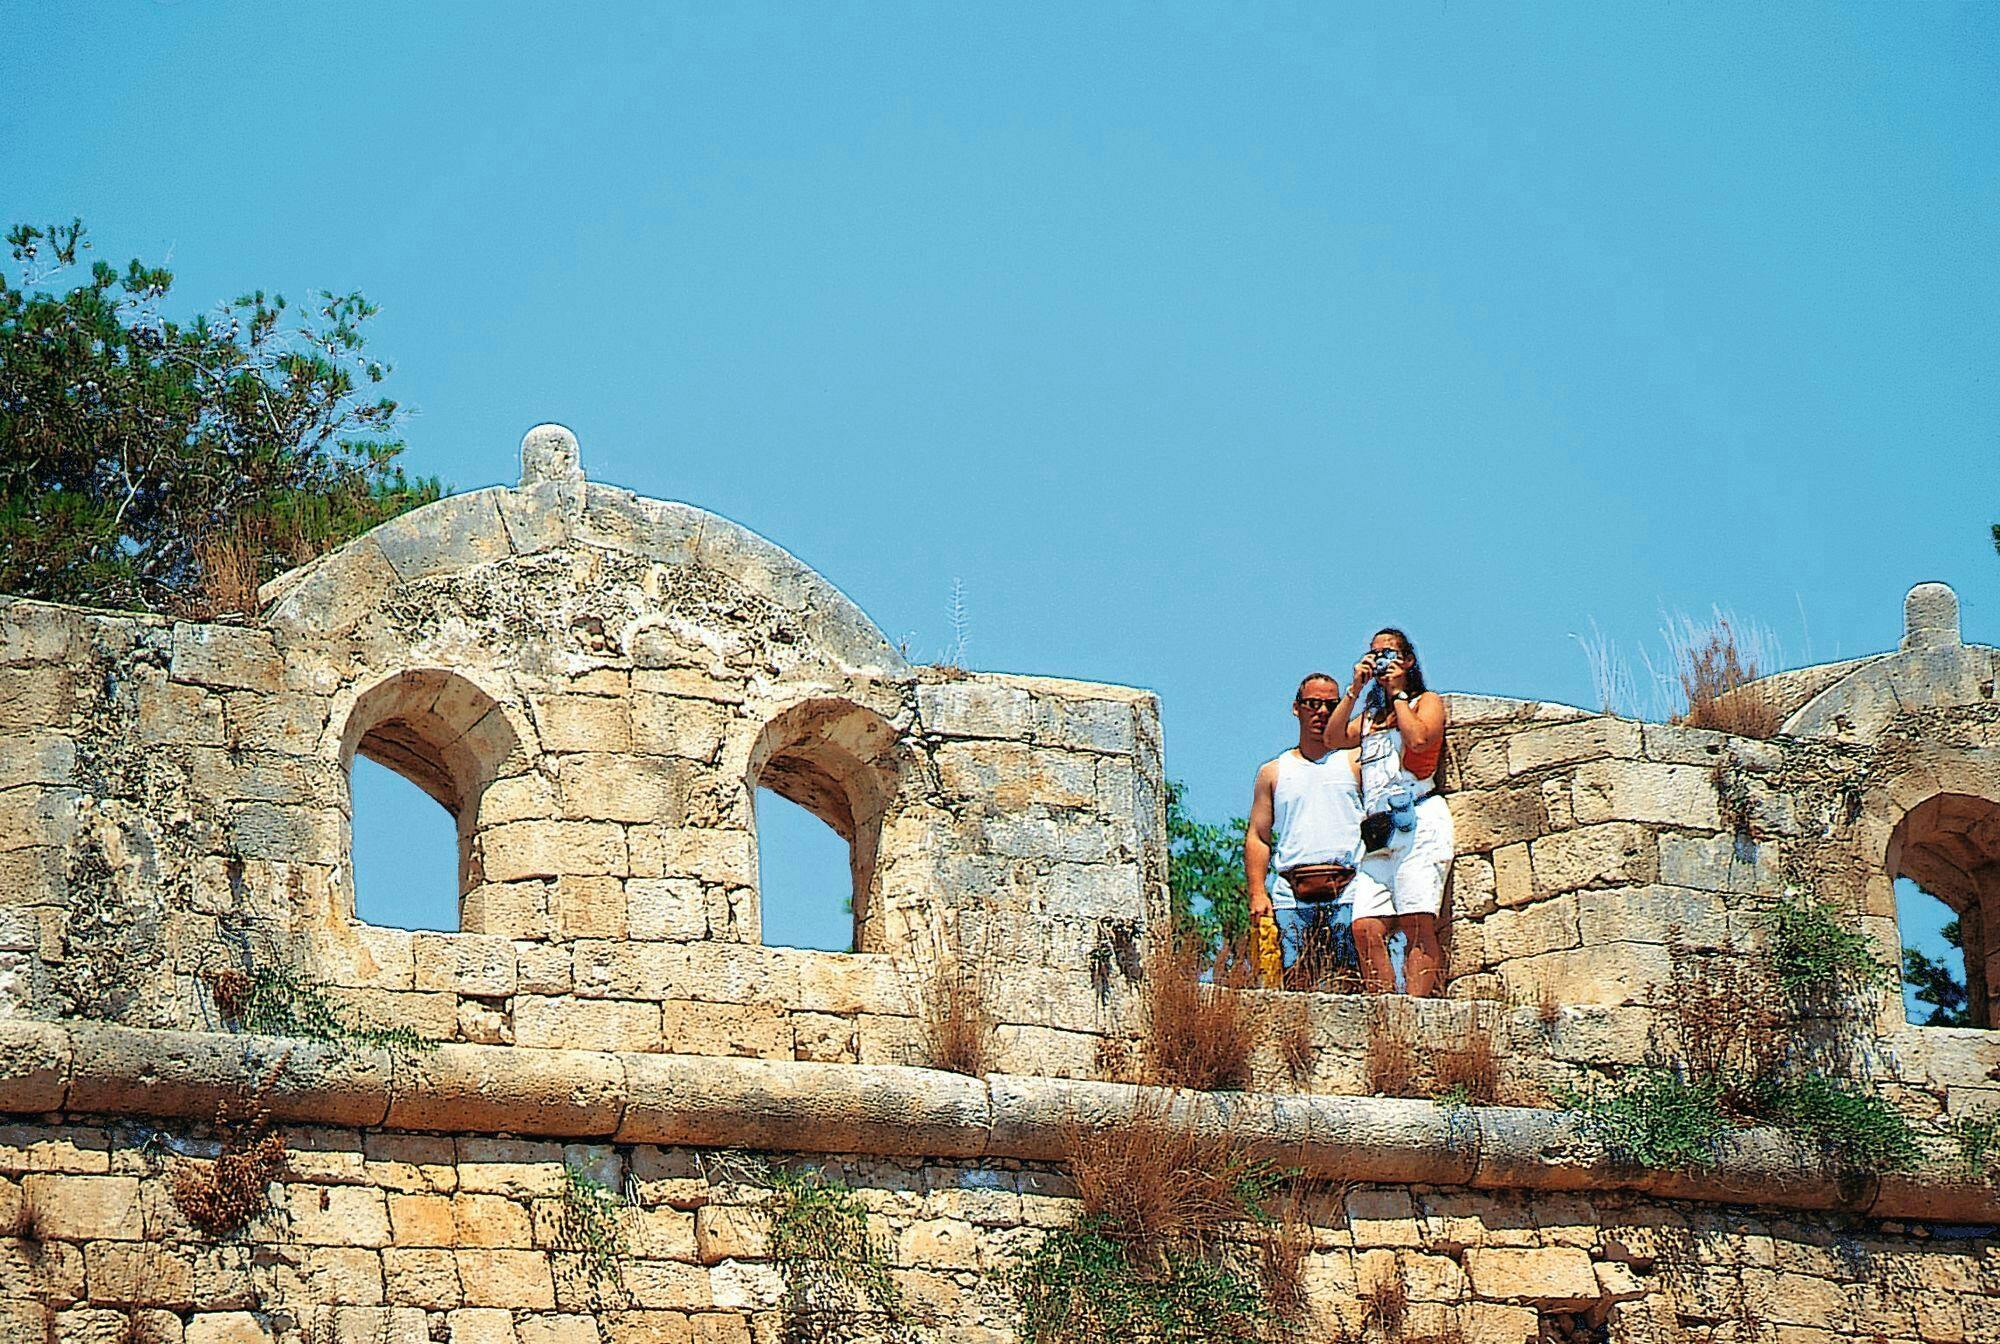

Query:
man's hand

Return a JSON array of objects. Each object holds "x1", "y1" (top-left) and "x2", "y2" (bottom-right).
[{"x1": 1249, "y1": 888, "x2": 1274, "y2": 921}]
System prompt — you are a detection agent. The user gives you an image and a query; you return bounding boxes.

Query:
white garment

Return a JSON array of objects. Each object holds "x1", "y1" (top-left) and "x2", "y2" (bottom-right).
[
  {"x1": 1349, "y1": 793, "x2": 1455, "y2": 919},
  {"x1": 1267, "y1": 748, "x2": 1362, "y2": 910}
]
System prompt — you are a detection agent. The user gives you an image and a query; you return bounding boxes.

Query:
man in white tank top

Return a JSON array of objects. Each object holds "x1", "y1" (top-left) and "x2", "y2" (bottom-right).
[{"x1": 1245, "y1": 673, "x2": 1363, "y2": 987}]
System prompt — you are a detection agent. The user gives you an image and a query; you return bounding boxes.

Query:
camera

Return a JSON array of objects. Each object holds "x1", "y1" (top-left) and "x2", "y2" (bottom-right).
[{"x1": 1367, "y1": 649, "x2": 1400, "y2": 676}]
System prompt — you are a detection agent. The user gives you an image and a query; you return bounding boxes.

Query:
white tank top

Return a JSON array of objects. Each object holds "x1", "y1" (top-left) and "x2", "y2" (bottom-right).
[
  {"x1": 1357, "y1": 723, "x2": 1436, "y2": 811},
  {"x1": 1271, "y1": 748, "x2": 1362, "y2": 875}
]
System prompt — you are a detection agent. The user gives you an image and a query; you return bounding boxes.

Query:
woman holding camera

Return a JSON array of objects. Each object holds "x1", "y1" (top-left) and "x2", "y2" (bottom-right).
[{"x1": 1325, "y1": 628, "x2": 1453, "y2": 996}]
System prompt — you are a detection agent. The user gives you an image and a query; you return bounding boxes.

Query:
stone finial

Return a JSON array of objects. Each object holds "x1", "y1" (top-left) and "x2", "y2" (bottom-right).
[
  {"x1": 520, "y1": 423, "x2": 583, "y2": 487},
  {"x1": 1902, "y1": 581, "x2": 1960, "y2": 651}
]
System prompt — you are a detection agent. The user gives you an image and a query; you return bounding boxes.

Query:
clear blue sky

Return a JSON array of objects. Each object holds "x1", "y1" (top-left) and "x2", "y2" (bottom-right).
[{"x1": 10, "y1": 5, "x2": 1996, "y2": 980}]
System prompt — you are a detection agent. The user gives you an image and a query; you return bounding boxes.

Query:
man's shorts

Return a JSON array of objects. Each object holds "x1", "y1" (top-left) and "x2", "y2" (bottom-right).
[{"x1": 1348, "y1": 794, "x2": 1455, "y2": 920}]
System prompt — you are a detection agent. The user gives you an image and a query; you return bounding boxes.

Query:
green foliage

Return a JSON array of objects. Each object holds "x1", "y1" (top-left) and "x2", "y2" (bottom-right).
[
  {"x1": 1748, "y1": 1073, "x2": 1921, "y2": 1173},
  {"x1": 554, "y1": 1163, "x2": 631, "y2": 1288},
  {"x1": 1566, "y1": 1069, "x2": 1732, "y2": 1171},
  {"x1": 1769, "y1": 888, "x2": 1884, "y2": 993},
  {"x1": 765, "y1": 1164, "x2": 908, "y2": 1344},
  {"x1": 1903, "y1": 916, "x2": 1974, "y2": 1027},
  {"x1": 1011, "y1": 1216, "x2": 1268, "y2": 1344},
  {"x1": 0, "y1": 219, "x2": 441, "y2": 613},
  {"x1": 1947, "y1": 1111, "x2": 2000, "y2": 1182},
  {"x1": 1166, "y1": 781, "x2": 1249, "y2": 947},
  {"x1": 222, "y1": 965, "x2": 435, "y2": 1056}
]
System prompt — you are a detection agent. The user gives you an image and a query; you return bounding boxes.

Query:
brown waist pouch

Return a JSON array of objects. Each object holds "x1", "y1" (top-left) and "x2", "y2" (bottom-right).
[{"x1": 1281, "y1": 864, "x2": 1355, "y2": 904}]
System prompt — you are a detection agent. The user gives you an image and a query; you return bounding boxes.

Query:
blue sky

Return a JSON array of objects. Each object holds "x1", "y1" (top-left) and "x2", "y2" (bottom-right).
[{"x1": 9, "y1": 4, "x2": 1995, "y2": 990}]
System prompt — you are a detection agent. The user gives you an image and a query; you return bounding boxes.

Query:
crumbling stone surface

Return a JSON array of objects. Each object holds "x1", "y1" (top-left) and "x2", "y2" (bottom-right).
[{"x1": 6, "y1": 433, "x2": 2000, "y2": 1330}]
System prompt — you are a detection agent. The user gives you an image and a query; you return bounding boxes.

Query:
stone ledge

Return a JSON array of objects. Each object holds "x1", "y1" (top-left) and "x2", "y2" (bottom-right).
[{"x1": 0, "y1": 1018, "x2": 1993, "y2": 1224}]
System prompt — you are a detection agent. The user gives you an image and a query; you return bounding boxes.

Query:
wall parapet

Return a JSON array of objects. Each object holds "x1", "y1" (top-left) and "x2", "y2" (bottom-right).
[{"x1": 3, "y1": 1018, "x2": 1994, "y2": 1225}]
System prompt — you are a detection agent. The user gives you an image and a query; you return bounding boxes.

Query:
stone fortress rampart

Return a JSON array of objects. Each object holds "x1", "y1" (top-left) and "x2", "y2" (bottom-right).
[{"x1": 1, "y1": 428, "x2": 1997, "y2": 1342}]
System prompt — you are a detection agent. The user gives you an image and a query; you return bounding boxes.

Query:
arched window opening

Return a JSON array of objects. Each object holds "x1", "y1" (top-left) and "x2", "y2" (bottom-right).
[
  {"x1": 749, "y1": 699, "x2": 901, "y2": 953},
  {"x1": 341, "y1": 669, "x2": 522, "y2": 933},
  {"x1": 757, "y1": 788, "x2": 860, "y2": 952},
  {"x1": 1888, "y1": 793, "x2": 2000, "y2": 1029},
  {"x1": 352, "y1": 756, "x2": 460, "y2": 931},
  {"x1": 1897, "y1": 877, "x2": 1972, "y2": 1027}
]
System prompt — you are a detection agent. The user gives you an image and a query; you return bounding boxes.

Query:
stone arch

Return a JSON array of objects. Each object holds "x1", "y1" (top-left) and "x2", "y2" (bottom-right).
[
  {"x1": 338, "y1": 669, "x2": 527, "y2": 927},
  {"x1": 1886, "y1": 792, "x2": 2000, "y2": 1028},
  {"x1": 748, "y1": 698, "x2": 904, "y2": 952}
]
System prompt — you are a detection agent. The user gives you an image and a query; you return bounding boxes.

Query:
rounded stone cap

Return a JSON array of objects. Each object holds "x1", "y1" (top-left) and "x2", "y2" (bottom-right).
[
  {"x1": 520, "y1": 422, "x2": 583, "y2": 486},
  {"x1": 1902, "y1": 581, "x2": 1960, "y2": 651}
]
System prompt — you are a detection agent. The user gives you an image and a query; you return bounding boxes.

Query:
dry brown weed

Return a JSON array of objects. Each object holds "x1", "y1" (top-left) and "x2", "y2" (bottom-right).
[
  {"x1": 1430, "y1": 1006, "x2": 1501, "y2": 1107},
  {"x1": 1062, "y1": 1092, "x2": 1267, "y2": 1250},
  {"x1": 1140, "y1": 931, "x2": 1258, "y2": 1092},
  {"x1": 1677, "y1": 619, "x2": 1780, "y2": 738},
  {"x1": 1364, "y1": 999, "x2": 1422, "y2": 1099}
]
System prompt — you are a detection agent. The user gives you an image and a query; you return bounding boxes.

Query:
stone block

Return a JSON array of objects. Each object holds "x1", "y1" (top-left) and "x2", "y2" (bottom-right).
[
  {"x1": 1500, "y1": 942, "x2": 1671, "y2": 1008},
  {"x1": 707, "y1": 1259, "x2": 782, "y2": 1310},
  {"x1": 371, "y1": 490, "x2": 510, "y2": 580},
  {"x1": 1506, "y1": 717, "x2": 1643, "y2": 775},
  {"x1": 480, "y1": 820, "x2": 627, "y2": 882},
  {"x1": 917, "y1": 682, "x2": 1032, "y2": 740},
  {"x1": 1658, "y1": 832, "x2": 1772, "y2": 894},
  {"x1": 512, "y1": 996, "x2": 661, "y2": 1052},
  {"x1": 1030, "y1": 696, "x2": 1136, "y2": 754},
  {"x1": 444, "y1": 1307, "x2": 521, "y2": 1343},
  {"x1": 455, "y1": 1192, "x2": 533, "y2": 1248},
  {"x1": 20, "y1": 1174, "x2": 141, "y2": 1240},
  {"x1": 694, "y1": 1206, "x2": 769, "y2": 1264},
  {"x1": 306, "y1": 1247, "x2": 386, "y2": 1305},
  {"x1": 457, "y1": 1249, "x2": 556, "y2": 1309},
  {"x1": 516, "y1": 1319, "x2": 602, "y2": 1344},
  {"x1": 792, "y1": 1012, "x2": 859, "y2": 1063},
  {"x1": 602, "y1": 1314, "x2": 695, "y2": 1344},
  {"x1": 895, "y1": 1217, "x2": 981, "y2": 1269},
  {"x1": 169, "y1": 625, "x2": 284, "y2": 694},
  {"x1": 1481, "y1": 895, "x2": 1581, "y2": 962},
  {"x1": 224, "y1": 691, "x2": 328, "y2": 754},
  {"x1": 660, "y1": 1001, "x2": 790, "y2": 1057},
  {"x1": 184, "y1": 1315, "x2": 273, "y2": 1344},
  {"x1": 414, "y1": 933, "x2": 518, "y2": 997},
  {"x1": 1343, "y1": 1189, "x2": 1420, "y2": 1247},
  {"x1": 461, "y1": 882, "x2": 552, "y2": 941},
  {"x1": 533, "y1": 695, "x2": 632, "y2": 754},
  {"x1": 1492, "y1": 843, "x2": 1534, "y2": 909},
  {"x1": 1448, "y1": 784, "x2": 1548, "y2": 851},
  {"x1": 932, "y1": 742, "x2": 1098, "y2": 810},
  {"x1": 633, "y1": 695, "x2": 733, "y2": 763},
  {"x1": 556, "y1": 753, "x2": 684, "y2": 823},
  {"x1": 84, "y1": 1242, "x2": 196, "y2": 1305},
  {"x1": 627, "y1": 877, "x2": 705, "y2": 942},
  {"x1": 388, "y1": 1193, "x2": 456, "y2": 1247},
  {"x1": 1451, "y1": 855, "x2": 1496, "y2": 920},
  {"x1": 1530, "y1": 823, "x2": 1658, "y2": 895},
  {"x1": 553, "y1": 874, "x2": 628, "y2": 940},
  {"x1": 286, "y1": 1184, "x2": 392, "y2": 1248},
  {"x1": 1576, "y1": 885, "x2": 1726, "y2": 948},
  {"x1": 1042, "y1": 862, "x2": 1142, "y2": 919},
  {"x1": 1463, "y1": 1246, "x2": 1599, "y2": 1306},
  {"x1": 1569, "y1": 759, "x2": 1722, "y2": 829},
  {"x1": 628, "y1": 827, "x2": 754, "y2": 886}
]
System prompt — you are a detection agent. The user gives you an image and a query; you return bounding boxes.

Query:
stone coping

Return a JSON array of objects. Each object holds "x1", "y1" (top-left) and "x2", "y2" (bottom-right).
[{"x1": 1, "y1": 1019, "x2": 1992, "y2": 1224}]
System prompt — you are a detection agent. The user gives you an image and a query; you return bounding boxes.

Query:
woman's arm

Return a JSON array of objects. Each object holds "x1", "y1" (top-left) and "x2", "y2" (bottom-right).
[
  {"x1": 1389, "y1": 689, "x2": 1447, "y2": 754},
  {"x1": 1324, "y1": 657, "x2": 1373, "y2": 749}
]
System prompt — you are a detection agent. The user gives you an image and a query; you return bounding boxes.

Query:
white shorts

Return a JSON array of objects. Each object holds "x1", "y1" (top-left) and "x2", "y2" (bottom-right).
[{"x1": 1349, "y1": 794, "x2": 1454, "y2": 921}]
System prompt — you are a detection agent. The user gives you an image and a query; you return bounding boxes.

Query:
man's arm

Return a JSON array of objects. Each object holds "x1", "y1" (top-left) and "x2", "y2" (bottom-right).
[{"x1": 1244, "y1": 760, "x2": 1279, "y2": 919}]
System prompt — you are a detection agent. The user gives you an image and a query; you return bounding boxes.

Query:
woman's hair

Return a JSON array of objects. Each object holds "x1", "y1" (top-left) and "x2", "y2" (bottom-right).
[{"x1": 1374, "y1": 627, "x2": 1428, "y2": 697}]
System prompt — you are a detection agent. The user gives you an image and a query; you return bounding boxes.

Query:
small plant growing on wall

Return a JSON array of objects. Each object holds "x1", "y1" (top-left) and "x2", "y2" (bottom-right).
[
  {"x1": 551, "y1": 1161, "x2": 631, "y2": 1302},
  {"x1": 763, "y1": 1162, "x2": 908, "y2": 1344},
  {"x1": 1011, "y1": 1094, "x2": 1296, "y2": 1344},
  {"x1": 205, "y1": 963, "x2": 433, "y2": 1056},
  {"x1": 1768, "y1": 887, "x2": 1886, "y2": 996},
  {"x1": 169, "y1": 1092, "x2": 287, "y2": 1239}
]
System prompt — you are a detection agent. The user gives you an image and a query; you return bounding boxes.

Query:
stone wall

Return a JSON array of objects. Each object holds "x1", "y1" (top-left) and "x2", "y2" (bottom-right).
[
  {"x1": 5, "y1": 430, "x2": 2000, "y2": 1340},
  {"x1": 6, "y1": 1113, "x2": 1997, "y2": 1344}
]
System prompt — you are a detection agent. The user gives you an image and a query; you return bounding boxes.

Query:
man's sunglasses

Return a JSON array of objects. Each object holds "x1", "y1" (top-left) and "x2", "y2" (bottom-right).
[{"x1": 1294, "y1": 696, "x2": 1340, "y2": 711}]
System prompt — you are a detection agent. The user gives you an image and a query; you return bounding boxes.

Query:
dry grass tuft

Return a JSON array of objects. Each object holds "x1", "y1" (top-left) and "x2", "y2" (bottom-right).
[
  {"x1": 1535, "y1": 978, "x2": 1563, "y2": 1027},
  {"x1": 1664, "y1": 937, "x2": 1783, "y2": 1082},
  {"x1": 1063, "y1": 1092, "x2": 1269, "y2": 1250},
  {"x1": 1430, "y1": 1007, "x2": 1502, "y2": 1107},
  {"x1": 1364, "y1": 999, "x2": 1422, "y2": 1099},
  {"x1": 1259, "y1": 1186, "x2": 1314, "y2": 1330},
  {"x1": 1676, "y1": 618, "x2": 1780, "y2": 738},
  {"x1": 203, "y1": 966, "x2": 254, "y2": 1024},
  {"x1": 1140, "y1": 931, "x2": 1258, "y2": 1092},
  {"x1": 1285, "y1": 906, "x2": 1363, "y2": 993},
  {"x1": 1358, "y1": 1266, "x2": 1410, "y2": 1339},
  {"x1": 917, "y1": 955, "x2": 994, "y2": 1077},
  {"x1": 171, "y1": 1092, "x2": 287, "y2": 1240}
]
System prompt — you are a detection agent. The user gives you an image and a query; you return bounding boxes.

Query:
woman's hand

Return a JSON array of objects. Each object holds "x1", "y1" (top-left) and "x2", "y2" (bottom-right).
[
  {"x1": 1350, "y1": 657, "x2": 1375, "y2": 695},
  {"x1": 1378, "y1": 658, "x2": 1410, "y2": 697}
]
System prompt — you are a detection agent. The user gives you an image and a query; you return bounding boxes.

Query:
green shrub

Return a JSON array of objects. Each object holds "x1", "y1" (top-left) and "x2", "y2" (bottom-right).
[
  {"x1": 211, "y1": 965, "x2": 433, "y2": 1055},
  {"x1": 766, "y1": 1165, "x2": 907, "y2": 1344},
  {"x1": 1012, "y1": 1216, "x2": 1268, "y2": 1344},
  {"x1": 1567, "y1": 1069, "x2": 1732, "y2": 1170},
  {"x1": 1948, "y1": 1111, "x2": 2000, "y2": 1181},
  {"x1": 1749, "y1": 1073, "x2": 1920, "y2": 1172},
  {"x1": 1770, "y1": 889, "x2": 1883, "y2": 993},
  {"x1": 553, "y1": 1163, "x2": 630, "y2": 1289}
]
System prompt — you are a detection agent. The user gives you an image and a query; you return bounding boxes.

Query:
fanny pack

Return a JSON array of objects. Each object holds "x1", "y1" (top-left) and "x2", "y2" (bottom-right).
[{"x1": 1281, "y1": 863, "x2": 1355, "y2": 904}]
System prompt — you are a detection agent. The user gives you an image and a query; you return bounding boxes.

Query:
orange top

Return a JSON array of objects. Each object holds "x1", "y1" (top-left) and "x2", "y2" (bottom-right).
[{"x1": 1402, "y1": 734, "x2": 1442, "y2": 783}]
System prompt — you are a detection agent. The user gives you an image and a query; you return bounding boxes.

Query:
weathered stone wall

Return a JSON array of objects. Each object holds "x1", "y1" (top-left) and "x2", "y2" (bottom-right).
[
  {"x1": 6, "y1": 1113, "x2": 1997, "y2": 1344},
  {"x1": 6, "y1": 431, "x2": 2000, "y2": 1340}
]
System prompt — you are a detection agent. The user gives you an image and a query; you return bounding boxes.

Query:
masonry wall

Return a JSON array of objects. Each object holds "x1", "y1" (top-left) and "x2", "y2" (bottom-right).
[
  {"x1": 6, "y1": 434, "x2": 2000, "y2": 1341},
  {"x1": 6, "y1": 1115, "x2": 1997, "y2": 1344}
]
